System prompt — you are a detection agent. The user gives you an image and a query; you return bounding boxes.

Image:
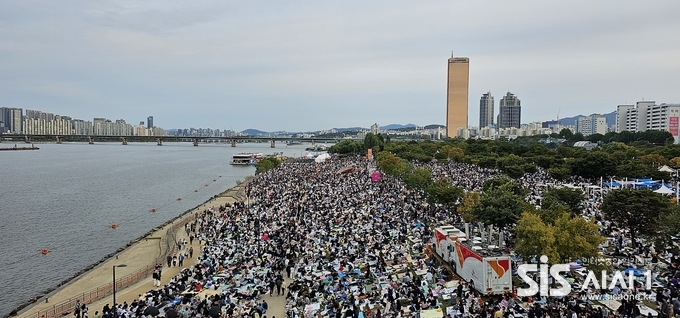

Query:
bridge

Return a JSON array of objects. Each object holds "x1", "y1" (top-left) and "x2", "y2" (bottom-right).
[{"x1": 0, "y1": 134, "x2": 343, "y2": 148}]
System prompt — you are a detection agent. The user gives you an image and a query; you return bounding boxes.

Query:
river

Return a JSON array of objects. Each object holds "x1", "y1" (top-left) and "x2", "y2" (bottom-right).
[{"x1": 0, "y1": 141, "x2": 311, "y2": 317}]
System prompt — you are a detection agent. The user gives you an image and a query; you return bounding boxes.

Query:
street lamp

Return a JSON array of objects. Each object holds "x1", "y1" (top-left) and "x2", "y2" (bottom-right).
[{"x1": 112, "y1": 264, "x2": 127, "y2": 317}]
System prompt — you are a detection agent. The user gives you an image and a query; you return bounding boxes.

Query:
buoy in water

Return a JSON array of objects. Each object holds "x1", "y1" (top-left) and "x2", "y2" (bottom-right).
[
  {"x1": 205, "y1": 184, "x2": 208, "y2": 187},
  {"x1": 109, "y1": 224, "x2": 118, "y2": 229},
  {"x1": 177, "y1": 198, "x2": 182, "y2": 201},
  {"x1": 213, "y1": 179, "x2": 216, "y2": 182},
  {"x1": 219, "y1": 176, "x2": 222, "y2": 178},
  {"x1": 39, "y1": 248, "x2": 52, "y2": 255},
  {"x1": 150, "y1": 208, "x2": 157, "y2": 213},
  {"x1": 194, "y1": 190, "x2": 198, "y2": 192}
]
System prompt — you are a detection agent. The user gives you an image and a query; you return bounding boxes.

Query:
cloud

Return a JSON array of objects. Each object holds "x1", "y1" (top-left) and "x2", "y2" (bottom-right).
[{"x1": 0, "y1": 0, "x2": 679, "y2": 130}]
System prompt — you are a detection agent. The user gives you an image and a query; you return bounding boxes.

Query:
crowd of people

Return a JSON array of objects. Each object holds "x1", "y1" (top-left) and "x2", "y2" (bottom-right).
[{"x1": 87, "y1": 155, "x2": 680, "y2": 318}]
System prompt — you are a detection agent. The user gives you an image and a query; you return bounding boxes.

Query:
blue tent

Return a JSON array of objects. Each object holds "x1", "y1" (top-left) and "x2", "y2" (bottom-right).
[
  {"x1": 604, "y1": 182, "x2": 621, "y2": 187},
  {"x1": 624, "y1": 268, "x2": 646, "y2": 276}
]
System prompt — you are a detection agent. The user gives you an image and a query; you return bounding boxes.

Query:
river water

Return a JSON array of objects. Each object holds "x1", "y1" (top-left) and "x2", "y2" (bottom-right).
[{"x1": 0, "y1": 142, "x2": 310, "y2": 317}]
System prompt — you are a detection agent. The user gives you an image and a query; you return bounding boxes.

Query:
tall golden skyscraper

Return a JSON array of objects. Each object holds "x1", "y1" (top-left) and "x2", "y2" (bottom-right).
[{"x1": 446, "y1": 56, "x2": 470, "y2": 137}]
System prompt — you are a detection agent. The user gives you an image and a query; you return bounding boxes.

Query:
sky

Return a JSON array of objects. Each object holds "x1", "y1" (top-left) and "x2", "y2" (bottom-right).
[{"x1": 1, "y1": 1, "x2": 679, "y2": 132}]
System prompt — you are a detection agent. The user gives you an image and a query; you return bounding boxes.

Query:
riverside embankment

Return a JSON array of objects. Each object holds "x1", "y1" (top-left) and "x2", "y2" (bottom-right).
[{"x1": 10, "y1": 178, "x2": 252, "y2": 318}]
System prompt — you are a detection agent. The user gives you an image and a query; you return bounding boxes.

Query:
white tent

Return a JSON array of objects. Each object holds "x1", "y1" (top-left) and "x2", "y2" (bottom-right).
[
  {"x1": 659, "y1": 165, "x2": 676, "y2": 173},
  {"x1": 654, "y1": 185, "x2": 675, "y2": 195},
  {"x1": 315, "y1": 153, "x2": 331, "y2": 163}
]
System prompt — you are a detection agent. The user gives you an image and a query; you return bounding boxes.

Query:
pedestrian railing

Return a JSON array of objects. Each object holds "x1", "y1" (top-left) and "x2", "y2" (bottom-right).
[{"x1": 25, "y1": 217, "x2": 192, "y2": 318}]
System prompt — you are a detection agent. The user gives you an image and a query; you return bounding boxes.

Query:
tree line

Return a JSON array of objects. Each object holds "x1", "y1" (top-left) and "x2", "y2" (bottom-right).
[{"x1": 330, "y1": 131, "x2": 680, "y2": 180}]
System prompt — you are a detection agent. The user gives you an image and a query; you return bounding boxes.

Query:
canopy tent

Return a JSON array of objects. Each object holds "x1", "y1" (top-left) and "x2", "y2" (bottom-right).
[
  {"x1": 654, "y1": 185, "x2": 675, "y2": 195},
  {"x1": 633, "y1": 179, "x2": 659, "y2": 188},
  {"x1": 604, "y1": 181, "x2": 621, "y2": 188},
  {"x1": 663, "y1": 182, "x2": 675, "y2": 189},
  {"x1": 315, "y1": 153, "x2": 331, "y2": 163},
  {"x1": 659, "y1": 165, "x2": 676, "y2": 173},
  {"x1": 617, "y1": 180, "x2": 638, "y2": 186}
]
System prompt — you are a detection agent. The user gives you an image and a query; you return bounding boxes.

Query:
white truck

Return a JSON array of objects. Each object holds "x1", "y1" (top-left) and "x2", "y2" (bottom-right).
[{"x1": 433, "y1": 225, "x2": 512, "y2": 295}]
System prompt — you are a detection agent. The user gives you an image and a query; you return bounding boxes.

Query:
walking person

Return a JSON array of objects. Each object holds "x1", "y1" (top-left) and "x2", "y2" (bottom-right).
[
  {"x1": 152, "y1": 270, "x2": 160, "y2": 287},
  {"x1": 74, "y1": 300, "x2": 81, "y2": 318}
]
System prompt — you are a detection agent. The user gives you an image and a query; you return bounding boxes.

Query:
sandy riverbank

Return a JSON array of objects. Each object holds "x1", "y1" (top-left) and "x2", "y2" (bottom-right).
[{"x1": 12, "y1": 179, "x2": 253, "y2": 318}]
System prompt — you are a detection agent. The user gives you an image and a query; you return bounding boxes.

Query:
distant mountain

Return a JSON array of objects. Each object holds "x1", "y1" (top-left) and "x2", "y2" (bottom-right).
[
  {"x1": 423, "y1": 124, "x2": 445, "y2": 129},
  {"x1": 558, "y1": 111, "x2": 616, "y2": 126},
  {"x1": 381, "y1": 123, "x2": 417, "y2": 130},
  {"x1": 331, "y1": 127, "x2": 366, "y2": 132},
  {"x1": 241, "y1": 129, "x2": 270, "y2": 136}
]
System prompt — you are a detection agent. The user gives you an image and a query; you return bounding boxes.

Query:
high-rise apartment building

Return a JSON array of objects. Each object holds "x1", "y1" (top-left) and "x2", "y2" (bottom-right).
[
  {"x1": 616, "y1": 101, "x2": 680, "y2": 143},
  {"x1": 479, "y1": 91, "x2": 494, "y2": 128},
  {"x1": 446, "y1": 56, "x2": 469, "y2": 137},
  {"x1": 498, "y1": 92, "x2": 521, "y2": 129},
  {"x1": 0, "y1": 107, "x2": 23, "y2": 133},
  {"x1": 575, "y1": 115, "x2": 607, "y2": 136},
  {"x1": 370, "y1": 123, "x2": 380, "y2": 135},
  {"x1": 147, "y1": 116, "x2": 154, "y2": 129}
]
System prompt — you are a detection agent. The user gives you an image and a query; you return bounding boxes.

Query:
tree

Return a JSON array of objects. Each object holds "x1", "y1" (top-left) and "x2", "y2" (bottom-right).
[
  {"x1": 516, "y1": 210, "x2": 605, "y2": 264},
  {"x1": 669, "y1": 156, "x2": 680, "y2": 169},
  {"x1": 376, "y1": 152, "x2": 411, "y2": 177},
  {"x1": 426, "y1": 179, "x2": 464, "y2": 207},
  {"x1": 471, "y1": 187, "x2": 527, "y2": 229},
  {"x1": 570, "y1": 151, "x2": 617, "y2": 179},
  {"x1": 552, "y1": 212, "x2": 605, "y2": 262},
  {"x1": 328, "y1": 140, "x2": 363, "y2": 155},
  {"x1": 402, "y1": 167, "x2": 433, "y2": 190},
  {"x1": 639, "y1": 154, "x2": 668, "y2": 167},
  {"x1": 440, "y1": 145, "x2": 465, "y2": 161},
  {"x1": 558, "y1": 128, "x2": 573, "y2": 139},
  {"x1": 496, "y1": 154, "x2": 530, "y2": 178},
  {"x1": 458, "y1": 192, "x2": 481, "y2": 222},
  {"x1": 601, "y1": 189, "x2": 672, "y2": 247},
  {"x1": 542, "y1": 187, "x2": 586, "y2": 216},
  {"x1": 515, "y1": 212, "x2": 559, "y2": 261},
  {"x1": 255, "y1": 157, "x2": 281, "y2": 174},
  {"x1": 363, "y1": 133, "x2": 380, "y2": 152},
  {"x1": 654, "y1": 206, "x2": 680, "y2": 253},
  {"x1": 482, "y1": 176, "x2": 526, "y2": 197},
  {"x1": 548, "y1": 165, "x2": 571, "y2": 181},
  {"x1": 586, "y1": 133, "x2": 604, "y2": 143}
]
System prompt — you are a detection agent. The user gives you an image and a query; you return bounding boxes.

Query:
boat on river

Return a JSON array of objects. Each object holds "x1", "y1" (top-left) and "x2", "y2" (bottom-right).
[
  {"x1": 0, "y1": 144, "x2": 40, "y2": 151},
  {"x1": 230, "y1": 153, "x2": 263, "y2": 166}
]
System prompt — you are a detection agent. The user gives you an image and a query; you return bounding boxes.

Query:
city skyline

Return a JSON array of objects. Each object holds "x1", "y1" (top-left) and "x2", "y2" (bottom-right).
[{"x1": 0, "y1": 1, "x2": 678, "y2": 132}]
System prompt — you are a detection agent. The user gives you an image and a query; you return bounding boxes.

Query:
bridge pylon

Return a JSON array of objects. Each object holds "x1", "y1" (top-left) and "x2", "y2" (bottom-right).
[
  {"x1": 56, "y1": 136, "x2": 62, "y2": 144},
  {"x1": 122, "y1": 137, "x2": 128, "y2": 145},
  {"x1": 157, "y1": 138, "x2": 163, "y2": 146},
  {"x1": 88, "y1": 136, "x2": 94, "y2": 144},
  {"x1": 193, "y1": 138, "x2": 199, "y2": 147},
  {"x1": 270, "y1": 140, "x2": 275, "y2": 148},
  {"x1": 231, "y1": 139, "x2": 236, "y2": 147},
  {"x1": 25, "y1": 136, "x2": 30, "y2": 144}
]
